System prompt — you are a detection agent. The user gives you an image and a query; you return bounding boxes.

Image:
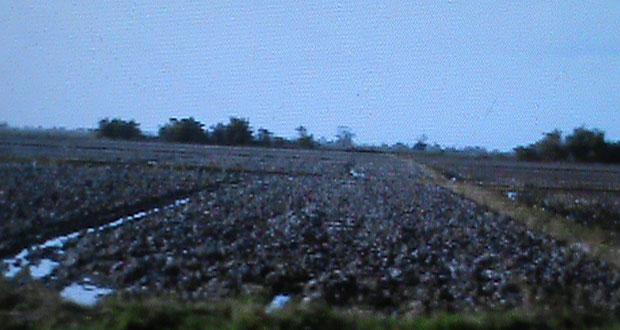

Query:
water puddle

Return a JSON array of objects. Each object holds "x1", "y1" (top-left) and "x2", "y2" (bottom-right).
[
  {"x1": 349, "y1": 169, "x2": 366, "y2": 178},
  {"x1": 266, "y1": 294, "x2": 291, "y2": 313},
  {"x1": 29, "y1": 259, "x2": 61, "y2": 279},
  {"x1": 506, "y1": 192, "x2": 517, "y2": 201},
  {"x1": 2, "y1": 197, "x2": 191, "y2": 305},
  {"x1": 60, "y1": 278, "x2": 114, "y2": 306},
  {"x1": 3, "y1": 249, "x2": 29, "y2": 278}
]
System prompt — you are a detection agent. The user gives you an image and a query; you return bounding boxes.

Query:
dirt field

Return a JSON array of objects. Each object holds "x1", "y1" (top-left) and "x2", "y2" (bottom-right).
[
  {"x1": 2, "y1": 137, "x2": 620, "y2": 323},
  {"x1": 411, "y1": 153, "x2": 620, "y2": 232}
]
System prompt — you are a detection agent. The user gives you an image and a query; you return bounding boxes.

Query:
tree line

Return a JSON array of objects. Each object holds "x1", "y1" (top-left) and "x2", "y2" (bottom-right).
[
  {"x1": 95, "y1": 117, "x2": 338, "y2": 149},
  {"x1": 95, "y1": 118, "x2": 620, "y2": 163},
  {"x1": 514, "y1": 127, "x2": 620, "y2": 164}
]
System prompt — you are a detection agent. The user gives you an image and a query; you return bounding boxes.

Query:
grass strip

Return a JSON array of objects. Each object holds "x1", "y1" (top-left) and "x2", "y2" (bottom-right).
[
  {"x1": 408, "y1": 158, "x2": 620, "y2": 268},
  {"x1": 1, "y1": 277, "x2": 619, "y2": 330}
]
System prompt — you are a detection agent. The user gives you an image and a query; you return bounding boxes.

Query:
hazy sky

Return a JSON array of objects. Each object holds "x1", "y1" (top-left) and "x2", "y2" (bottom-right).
[{"x1": 1, "y1": 1, "x2": 619, "y2": 150}]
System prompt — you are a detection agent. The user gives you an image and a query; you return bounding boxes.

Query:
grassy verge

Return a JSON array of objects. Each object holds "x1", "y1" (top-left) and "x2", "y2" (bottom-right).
[
  {"x1": 515, "y1": 189, "x2": 620, "y2": 231},
  {"x1": 1, "y1": 276, "x2": 619, "y2": 330},
  {"x1": 409, "y1": 159, "x2": 620, "y2": 268}
]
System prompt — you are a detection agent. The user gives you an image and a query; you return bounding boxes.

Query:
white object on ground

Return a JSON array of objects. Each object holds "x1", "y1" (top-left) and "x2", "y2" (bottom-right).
[
  {"x1": 506, "y1": 192, "x2": 517, "y2": 201},
  {"x1": 29, "y1": 259, "x2": 60, "y2": 279},
  {"x1": 266, "y1": 294, "x2": 291, "y2": 313},
  {"x1": 350, "y1": 169, "x2": 366, "y2": 178},
  {"x1": 60, "y1": 278, "x2": 113, "y2": 306},
  {"x1": 2, "y1": 197, "x2": 191, "y2": 278}
]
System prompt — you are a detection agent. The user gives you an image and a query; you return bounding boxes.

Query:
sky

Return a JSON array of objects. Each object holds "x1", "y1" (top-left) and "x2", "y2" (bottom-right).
[{"x1": 1, "y1": 1, "x2": 619, "y2": 151}]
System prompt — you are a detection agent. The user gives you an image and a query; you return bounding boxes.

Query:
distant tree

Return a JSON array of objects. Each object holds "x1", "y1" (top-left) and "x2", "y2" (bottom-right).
[
  {"x1": 273, "y1": 136, "x2": 288, "y2": 148},
  {"x1": 209, "y1": 122, "x2": 227, "y2": 145},
  {"x1": 226, "y1": 117, "x2": 253, "y2": 146},
  {"x1": 565, "y1": 127, "x2": 607, "y2": 162},
  {"x1": 515, "y1": 130, "x2": 567, "y2": 161},
  {"x1": 461, "y1": 146, "x2": 488, "y2": 157},
  {"x1": 605, "y1": 142, "x2": 620, "y2": 163},
  {"x1": 514, "y1": 145, "x2": 541, "y2": 161},
  {"x1": 207, "y1": 117, "x2": 253, "y2": 146},
  {"x1": 256, "y1": 128, "x2": 273, "y2": 147},
  {"x1": 96, "y1": 118, "x2": 144, "y2": 140},
  {"x1": 296, "y1": 125, "x2": 308, "y2": 138},
  {"x1": 391, "y1": 142, "x2": 409, "y2": 153},
  {"x1": 158, "y1": 117, "x2": 208, "y2": 144},
  {"x1": 536, "y1": 130, "x2": 567, "y2": 161},
  {"x1": 514, "y1": 126, "x2": 620, "y2": 164},
  {"x1": 335, "y1": 126, "x2": 355, "y2": 149},
  {"x1": 296, "y1": 125, "x2": 315, "y2": 149},
  {"x1": 413, "y1": 134, "x2": 428, "y2": 151}
]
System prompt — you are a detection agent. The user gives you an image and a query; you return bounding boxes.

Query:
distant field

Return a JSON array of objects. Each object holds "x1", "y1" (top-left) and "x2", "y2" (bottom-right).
[
  {"x1": 2, "y1": 136, "x2": 620, "y2": 328},
  {"x1": 412, "y1": 153, "x2": 620, "y2": 190},
  {"x1": 411, "y1": 153, "x2": 620, "y2": 232},
  {"x1": 0, "y1": 136, "x2": 357, "y2": 176}
]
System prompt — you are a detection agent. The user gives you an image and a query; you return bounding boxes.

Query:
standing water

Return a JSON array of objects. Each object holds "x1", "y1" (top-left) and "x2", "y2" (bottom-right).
[{"x1": 2, "y1": 197, "x2": 191, "y2": 305}]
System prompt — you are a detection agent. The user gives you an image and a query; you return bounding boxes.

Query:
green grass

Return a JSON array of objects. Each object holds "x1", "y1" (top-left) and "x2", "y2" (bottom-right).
[{"x1": 2, "y1": 277, "x2": 620, "y2": 330}]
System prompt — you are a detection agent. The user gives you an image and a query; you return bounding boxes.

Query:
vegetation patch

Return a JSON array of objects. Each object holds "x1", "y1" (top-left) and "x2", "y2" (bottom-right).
[{"x1": 1, "y1": 276, "x2": 619, "y2": 330}]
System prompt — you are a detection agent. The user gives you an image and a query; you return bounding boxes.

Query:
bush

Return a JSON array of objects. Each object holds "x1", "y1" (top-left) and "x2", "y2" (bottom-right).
[
  {"x1": 256, "y1": 128, "x2": 273, "y2": 147},
  {"x1": 159, "y1": 118, "x2": 208, "y2": 144},
  {"x1": 604, "y1": 142, "x2": 620, "y2": 163},
  {"x1": 295, "y1": 126, "x2": 316, "y2": 149},
  {"x1": 514, "y1": 146, "x2": 541, "y2": 161},
  {"x1": 515, "y1": 127, "x2": 620, "y2": 164},
  {"x1": 565, "y1": 127, "x2": 607, "y2": 162},
  {"x1": 537, "y1": 130, "x2": 567, "y2": 161},
  {"x1": 209, "y1": 117, "x2": 254, "y2": 146},
  {"x1": 225, "y1": 117, "x2": 253, "y2": 146},
  {"x1": 96, "y1": 118, "x2": 144, "y2": 140}
]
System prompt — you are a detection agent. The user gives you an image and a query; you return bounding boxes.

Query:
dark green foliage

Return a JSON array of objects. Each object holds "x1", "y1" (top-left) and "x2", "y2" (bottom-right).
[
  {"x1": 335, "y1": 126, "x2": 355, "y2": 150},
  {"x1": 296, "y1": 125, "x2": 316, "y2": 149},
  {"x1": 95, "y1": 116, "x2": 322, "y2": 149},
  {"x1": 209, "y1": 122, "x2": 228, "y2": 145},
  {"x1": 96, "y1": 118, "x2": 144, "y2": 140},
  {"x1": 413, "y1": 134, "x2": 428, "y2": 152},
  {"x1": 537, "y1": 130, "x2": 568, "y2": 161},
  {"x1": 605, "y1": 142, "x2": 620, "y2": 163},
  {"x1": 158, "y1": 117, "x2": 208, "y2": 144},
  {"x1": 273, "y1": 136, "x2": 290, "y2": 148},
  {"x1": 256, "y1": 128, "x2": 273, "y2": 147},
  {"x1": 565, "y1": 127, "x2": 607, "y2": 162},
  {"x1": 514, "y1": 130, "x2": 565, "y2": 161},
  {"x1": 0, "y1": 283, "x2": 619, "y2": 330},
  {"x1": 515, "y1": 127, "x2": 620, "y2": 164},
  {"x1": 208, "y1": 117, "x2": 254, "y2": 146},
  {"x1": 225, "y1": 117, "x2": 253, "y2": 146},
  {"x1": 514, "y1": 146, "x2": 542, "y2": 161}
]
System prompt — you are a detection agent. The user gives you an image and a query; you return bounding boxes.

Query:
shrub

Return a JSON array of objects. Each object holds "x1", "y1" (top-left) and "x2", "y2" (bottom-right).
[
  {"x1": 207, "y1": 117, "x2": 254, "y2": 146},
  {"x1": 96, "y1": 118, "x2": 144, "y2": 140},
  {"x1": 604, "y1": 142, "x2": 620, "y2": 163},
  {"x1": 565, "y1": 127, "x2": 607, "y2": 162},
  {"x1": 158, "y1": 117, "x2": 209, "y2": 144},
  {"x1": 224, "y1": 117, "x2": 253, "y2": 146},
  {"x1": 296, "y1": 126, "x2": 316, "y2": 149},
  {"x1": 256, "y1": 128, "x2": 273, "y2": 147},
  {"x1": 514, "y1": 146, "x2": 541, "y2": 161},
  {"x1": 515, "y1": 127, "x2": 620, "y2": 164}
]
